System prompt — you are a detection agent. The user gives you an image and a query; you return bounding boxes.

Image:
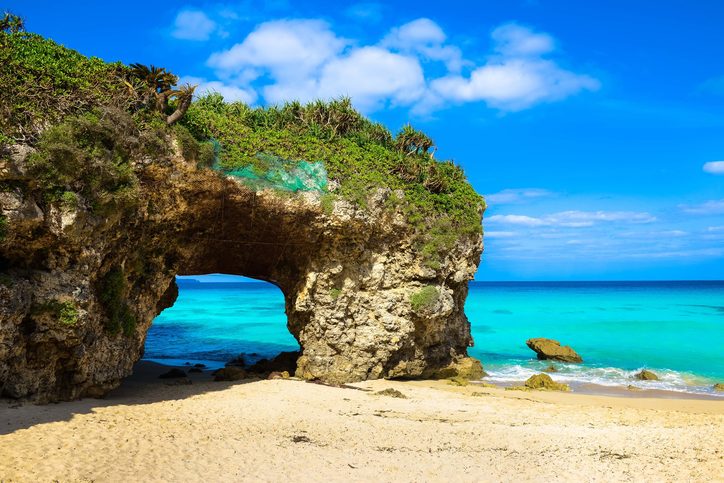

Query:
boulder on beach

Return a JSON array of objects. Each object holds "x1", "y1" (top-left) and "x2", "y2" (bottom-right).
[
  {"x1": 713, "y1": 383, "x2": 724, "y2": 392},
  {"x1": 213, "y1": 366, "x2": 248, "y2": 381},
  {"x1": 159, "y1": 368, "x2": 187, "y2": 379},
  {"x1": 634, "y1": 370, "x2": 659, "y2": 381},
  {"x1": 526, "y1": 338, "x2": 583, "y2": 363},
  {"x1": 249, "y1": 351, "x2": 299, "y2": 375},
  {"x1": 524, "y1": 373, "x2": 570, "y2": 391}
]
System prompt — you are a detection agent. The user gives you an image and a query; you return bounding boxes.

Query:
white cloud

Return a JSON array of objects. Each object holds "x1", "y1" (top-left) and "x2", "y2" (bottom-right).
[
  {"x1": 200, "y1": 17, "x2": 597, "y2": 112},
  {"x1": 172, "y1": 9, "x2": 217, "y2": 41},
  {"x1": 315, "y1": 47, "x2": 425, "y2": 110},
  {"x1": 484, "y1": 230, "x2": 518, "y2": 238},
  {"x1": 428, "y1": 23, "x2": 599, "y2": 111},
  {"x1": 382, "y1": 18, "x2": 464, "y2": 72},
  {"x1": 491, "y1": 23, "x2": 554, "y2": 56},
  {"x1": 208, "y1": 20, "x2": 346, "y2": 80},
  {"x1": 485, "y1": 188, "x2": 552, "y2": 204},
  {"x1": 181, "y1": 76, "x2": 257, "y2": 104},
  {"x1": 703, "y1": 161, "x2": 724, "y2": 174},
  {"x1": 487, "y1": 210, "x2": 656, "y2": 227},
  {"x1": 486, "y1": 214, "x2": 547, "y2": 226},
  {"x1": 680, "y1": 199, "x2": 724, "y2": 215}
]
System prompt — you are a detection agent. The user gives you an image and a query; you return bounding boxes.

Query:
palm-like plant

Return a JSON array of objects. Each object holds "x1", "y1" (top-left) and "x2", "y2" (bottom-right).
[
  {"x1": 1, "y1": 12, "x2": 24, "y2": 34},
  {"x1": 395, "y1": 124, "x2": 435, "y2": 156},
  {"x1": 126, "y1": 63, "x2": 194, "y2": 124}
]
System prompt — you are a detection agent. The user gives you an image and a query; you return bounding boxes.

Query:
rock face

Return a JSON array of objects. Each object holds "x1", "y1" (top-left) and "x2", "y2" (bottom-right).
[
  {"x1": 634, "y1": 370, "x2": 659, "y2": 381},
  {"x1": 526, "y1": 338, "x2": 583, "y2": 363},
  {"x1": 524, "y1": 373, "x2": 570, "y2": 391},
  {"x1": 0, "y1": 144, "x2": 484, "y2": 402}
]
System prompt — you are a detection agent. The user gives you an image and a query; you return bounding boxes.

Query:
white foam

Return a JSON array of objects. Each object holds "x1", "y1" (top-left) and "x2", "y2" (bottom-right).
[{"x1": 483, "y1": 363, "x2": 723, "y2": 397}]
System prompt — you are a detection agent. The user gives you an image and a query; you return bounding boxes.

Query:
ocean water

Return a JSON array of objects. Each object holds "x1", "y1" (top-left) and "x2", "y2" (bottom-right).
[{"x1": 146, "y1": 280, "x2": 724, "y2": 396}]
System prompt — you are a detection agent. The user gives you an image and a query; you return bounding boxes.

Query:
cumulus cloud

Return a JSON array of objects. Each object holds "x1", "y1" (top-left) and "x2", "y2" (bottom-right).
[
  {"x1": 181, "y1": 76, "x2": 257, "y2": 104},
  {"x1": 485, "y1": 188, "x2": 553, "y2": 204},
  {"x1": 172, "y1": 9, "x2": 217, "y2": 41},
  {"x1": 382, "y1": 18, "x2": 464, "y2": 72},
  {"x1": 198, "y1": 16, "x2": 597, "y2": 112},
  {"x1": 487, "y1": 210, "x2": 656, "y2": 228},
  {"x1": 679, "y1": 199, "x2": 724, "y2": 215},
  {"x1": 429, "y1": 24, "x2": 599, "y2": 111},
  {"x1": 703, "y1": 161, "x2": 724, "y2": 174}
]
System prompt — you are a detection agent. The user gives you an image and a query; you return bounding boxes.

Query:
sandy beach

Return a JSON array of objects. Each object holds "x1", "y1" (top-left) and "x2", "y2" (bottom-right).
[{"x1": 0, "y1": 362, "x2": 722, "y2": 482}]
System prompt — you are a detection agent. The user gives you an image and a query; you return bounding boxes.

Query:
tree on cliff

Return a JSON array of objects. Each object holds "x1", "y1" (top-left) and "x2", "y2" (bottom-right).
[
  {"x1": 127, "y1": 63, "x2": 196, "y2": 125},
  {"x1": 0, "y1": 12, "x2": 24, "y2": 34}
]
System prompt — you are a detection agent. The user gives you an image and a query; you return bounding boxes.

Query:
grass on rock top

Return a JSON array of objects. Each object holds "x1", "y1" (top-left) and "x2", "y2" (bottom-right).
[{"x1": 181, "y1": 94, "x2": 484, "y2": 237}]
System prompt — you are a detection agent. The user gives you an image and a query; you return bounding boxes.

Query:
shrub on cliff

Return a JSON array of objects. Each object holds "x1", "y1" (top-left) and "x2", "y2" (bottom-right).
[{"x1": 26, "y1": 109, "x2": 141, "y2": 214}]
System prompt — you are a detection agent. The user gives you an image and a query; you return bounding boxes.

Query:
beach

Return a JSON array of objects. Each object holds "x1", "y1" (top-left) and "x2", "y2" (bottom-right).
[{"x1": 1, "y1": 361, "x2": 722, "y2": 482}]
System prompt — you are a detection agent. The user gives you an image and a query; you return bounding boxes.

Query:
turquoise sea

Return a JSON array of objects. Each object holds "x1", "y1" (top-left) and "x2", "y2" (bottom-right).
[{"x1": 146, "y1": 279, "x2": 724, "y2": 396}]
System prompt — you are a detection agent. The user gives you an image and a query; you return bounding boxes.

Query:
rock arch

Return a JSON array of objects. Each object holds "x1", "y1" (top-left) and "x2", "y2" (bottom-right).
[{"x1": 0, "y1": 147, "x2": 483, "y2": 402}]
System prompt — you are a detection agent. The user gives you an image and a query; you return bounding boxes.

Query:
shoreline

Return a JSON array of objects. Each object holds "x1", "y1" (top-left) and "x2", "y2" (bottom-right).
[
  {"x1": 1, "y1": 360, "x2": 722, "y2": 482},
  {"x1": 142, "y1": 357, "x2": 724, "y2": 400}
]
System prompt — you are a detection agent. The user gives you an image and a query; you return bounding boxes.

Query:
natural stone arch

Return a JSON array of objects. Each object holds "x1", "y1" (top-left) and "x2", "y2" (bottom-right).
[{"x1": 0, "y1": 147, "x2": 483, "y2": 402}]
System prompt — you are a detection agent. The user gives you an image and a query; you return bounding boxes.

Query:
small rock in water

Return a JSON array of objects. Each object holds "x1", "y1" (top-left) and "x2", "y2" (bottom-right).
[
  {"x1": 543, "y1": 364, "x2": 558, "y2": 373},
  {"x1": 226, "y1": 354, "x2": 245, "y2": 367},
  {"x1": 524, "y1": 373, "x2": 570, "y2": 391},
  {"x1": 627, "y1": 385, "x2": 643, "y2": 391},
  {"x1": 193, "y1": 363, "x2": 206, "y2": 368},
  {"x1": 634, "y1": 370, "x2": 659, "y2": 381},
  {"x1": 188, "y1": 367, "x2": 203, "y2": 374},
  {"x1": 374, "y1": 388, "x2": 407, "y2": 398},
  {"x1": 712, "y1": 383, "x2": 724, "y2": 392},
  {"x1": 526, "y1": 338, "x2": 583, "y2": 363},
  {"x1": 159, "y1": 368, "x2": 187, "y2": 379}
]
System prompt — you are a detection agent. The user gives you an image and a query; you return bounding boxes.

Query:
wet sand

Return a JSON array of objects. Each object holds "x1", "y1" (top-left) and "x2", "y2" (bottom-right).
[{"x1": 0, "y1": 361, "x2": 722, "y2": 482}]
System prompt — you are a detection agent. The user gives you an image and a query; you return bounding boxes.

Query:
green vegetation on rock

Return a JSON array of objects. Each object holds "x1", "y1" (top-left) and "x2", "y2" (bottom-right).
[
  {"x1": 0, "y1": 214, "x2": 7, "y2": 242},
  {"x1": 99, "y1": 267, "x2": 136, "y2": 335},
  {"x1": 32, "y1": 299, "x2": 79, "y2": 326},
  {"x1": 410, "y1": 285, "x2": 439, "y2": 312}
]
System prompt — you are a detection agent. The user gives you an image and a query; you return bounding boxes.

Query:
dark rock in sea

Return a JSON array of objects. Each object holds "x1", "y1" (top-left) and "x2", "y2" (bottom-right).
[
  {"x1": 634, "y1": 370, "x2": 659, "y2": 381},
  {"x1": 226, "y1": 355, "x2": 245, "y2": 367},
  {"x1": 713, "y1": 383, "x2": 724, "y2": 392},
  {"x1": 213, "y1": 366, "x2": 248, "y2": 381},
  {"x1": 524, "y1": 373, "x2": 570, "y2": 391},
  {"x1": 249, "y1": 351, "x2": 300, "y2": 375},
  {"x1": 543, "y1": 364, "x2": 558, "y2": 373},
  {"x1": 188, "y1": 367, "x2": 203, "y2": 374},
  {"x1": 526, "y1": 338, "x2": 583, "y2": 363},
  {"x1": 193, "y1": 363, "x2": 206, "y2": 368},
  {"x1": 159, "y1": 368, "x2": 187, "y2": 379}
]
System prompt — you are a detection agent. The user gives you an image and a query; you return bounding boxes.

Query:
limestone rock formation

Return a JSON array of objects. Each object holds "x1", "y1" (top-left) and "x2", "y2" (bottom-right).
[
  {"x1": 0, "y1": 144, "x2": 484, "y2": 402},
  {"x1": 713, "y1": 383, "x2": 724, "y2": 392},
  {"x1": 634, "y1": 370, "x2": 659, "y2": 381},
  {"x1": 524, "y1": 373, "x2": 570, "y2": 391},
  {"x1": 526, "y1": 338, "x2": 583, "y2": 363}
]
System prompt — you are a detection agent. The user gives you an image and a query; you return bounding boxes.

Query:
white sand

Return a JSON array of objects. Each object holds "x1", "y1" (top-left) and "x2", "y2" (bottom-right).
[{"x1": 1, "y1": 362, "x2": 722, "y2": 482}]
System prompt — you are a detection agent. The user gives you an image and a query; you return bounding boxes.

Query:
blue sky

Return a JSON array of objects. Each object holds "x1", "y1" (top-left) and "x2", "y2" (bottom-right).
[{"x1": 8, "y1": 0, "x2": 724, "y2": 280}]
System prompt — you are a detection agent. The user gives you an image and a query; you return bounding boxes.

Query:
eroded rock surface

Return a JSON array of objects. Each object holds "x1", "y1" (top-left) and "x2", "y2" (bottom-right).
[
  {"x1": 526, "y1": 338, "x2": 583, "y2": 363},
  {"x1": 0, "y1": 144, "x2": 484, "y2": 402}
]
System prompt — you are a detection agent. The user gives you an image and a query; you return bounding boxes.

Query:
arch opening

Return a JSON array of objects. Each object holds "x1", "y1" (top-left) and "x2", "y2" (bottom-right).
[{"x1": 145, "y1": 274, "x2": 300, "y2": 370}]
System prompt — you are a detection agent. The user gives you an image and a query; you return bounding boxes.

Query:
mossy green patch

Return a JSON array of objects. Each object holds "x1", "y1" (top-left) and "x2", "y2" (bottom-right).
[
  {"x1": 32, "y1": 299, "x2": 79, "y2": 326},
  {"x1": 99, "y1": 267, "x2": 136, "y2": 336},
  {"x1": 410, "y1": 286, "x2": 439, "y2": 312}
]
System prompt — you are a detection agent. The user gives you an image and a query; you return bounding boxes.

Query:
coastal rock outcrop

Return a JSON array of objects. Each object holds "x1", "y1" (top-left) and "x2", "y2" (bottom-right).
[
  {"x1": 0, "y1": 143, "x2": 484, "y2": 402},
  {"x1": 526, "y1": 338, "x2": 583, "y2": 363},
  {"x1": 634, "y1": 370, "x2": 659, "y2": 381}
]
